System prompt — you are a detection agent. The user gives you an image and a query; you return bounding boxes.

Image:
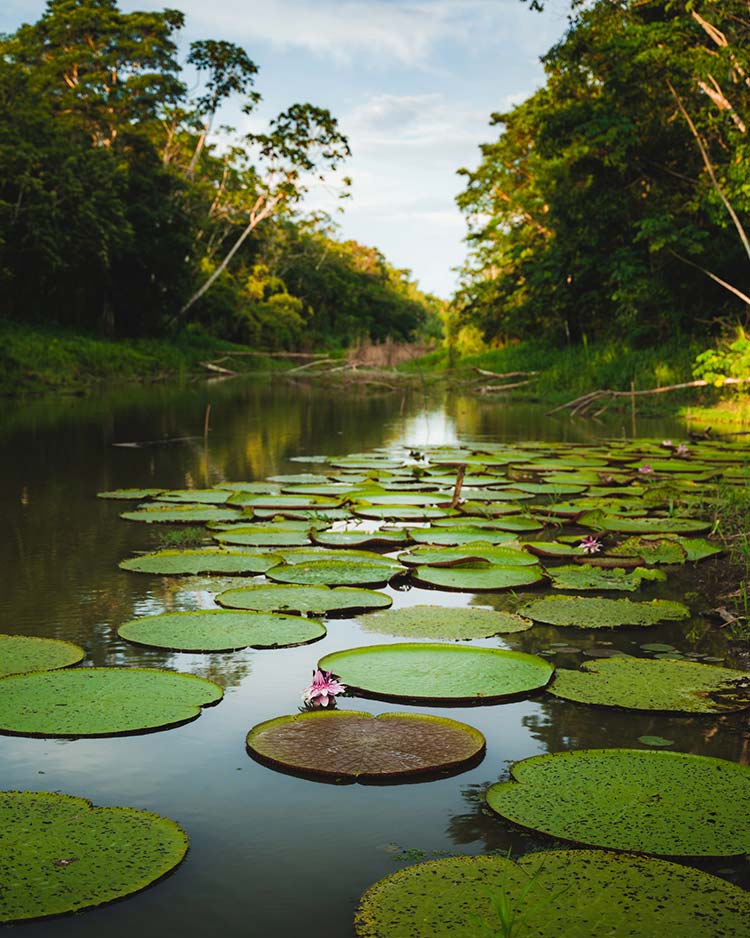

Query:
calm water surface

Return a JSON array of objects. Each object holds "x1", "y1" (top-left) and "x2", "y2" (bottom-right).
[{"x1": 1, "y1": 378, "x2": 747, "y2": 936}]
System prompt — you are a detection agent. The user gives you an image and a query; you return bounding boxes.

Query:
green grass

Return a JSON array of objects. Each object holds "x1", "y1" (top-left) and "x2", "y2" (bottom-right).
[{"x1": 0, "y1": 320, "x2": 287, "y2": 396}]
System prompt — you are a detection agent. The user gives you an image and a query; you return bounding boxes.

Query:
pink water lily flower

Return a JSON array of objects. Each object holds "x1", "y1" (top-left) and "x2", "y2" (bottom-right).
[
  {"x1": 579, "y1": 535, "x2": 602, "y2": 554},
  {"x1": 638, "y1": 464, "x2": 653, "y2": 475},
  {"x1": 303, "y1": 669, "x2": 346, "y2": 707},
  {"x1": 675, "y1": 443, "x2": 689, "y2": 457},
  {"x1": 661, "y1": 439, "x2": 673, "y2": 449}
]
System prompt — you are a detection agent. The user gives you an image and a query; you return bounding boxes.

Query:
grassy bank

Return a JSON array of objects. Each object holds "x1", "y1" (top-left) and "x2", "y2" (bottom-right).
[{"x1": 0, "y1": 321, "x2": 288, "y2": 396}]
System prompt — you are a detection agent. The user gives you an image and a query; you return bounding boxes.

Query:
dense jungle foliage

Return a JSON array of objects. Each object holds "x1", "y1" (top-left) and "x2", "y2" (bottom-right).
[
  {"x1": 455, "y1": 0, "x2": 750, "y2": 354},
  {"x1": 0, "y1": 0, "x2": 442, "y2": 349}
]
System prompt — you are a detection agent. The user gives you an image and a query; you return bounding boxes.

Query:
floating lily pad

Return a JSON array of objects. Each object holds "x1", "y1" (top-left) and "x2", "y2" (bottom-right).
[
  {"x1": 121, "y1": 506, "x2": 240, "y2": 524},
  {"x1": 608, "y1": 537, "x2": 687, "y2": 565},
  {"x1": 408, "y1": 527, "x2": 520, "y2": 546},
  {"x1": 266, "y1": 560, "x2": 405, "y2": 588},
  {"x1": 411, "y1": 564, "x2": 545, "y2": 592},
  {"x1": 548, "y1": 656, "x2": 750, "y2": 713},
  {"x1": 118, "y1": 610, "x2": 326, "y2": 652},
  {"x1": 397, "y1": 543, "x2": 538, "y2": 567},
  {"x1": 458, "y1": 510, "x2": 542, "y2": 531},
  {"x1": 119, "y1": 548, "x2": 279, "y2": 576},
  {"x1": 640, "y1": 736, "x2": 675, "y2": 747},
  {"x1": 678, "y1": 537, "x2": 724, "y2": 561},
  {"x1": 546, "y1": 565, "x2": 666, "y2": 592},
  {"x1": 353, "y1": 505, "x2": 454, "y2": 521},
  {"x1": 213, "y1": 526, "x2": 313, "y2": 547},
  {"x1": 318, "y1": 643, "x2": 553, "y2": 703},
  {"x1": 157, "y1": 489, "x2": 230, "y2": 504},
  {"x1": 217, "y1": 584, "x2": 392, "y2": 616},
  {"x1": 311, "y1": 529, "x2": 411, "y2": 549},
  {"x1": 0, "y1": 668, "x2": 223, "y2": 737},
  {"x1": 579, "y1": 513, "x2": 711, "y2": 535},
  {"x1": 272, "y1": 547, "x2": 402, "y2": 567},
  {"x1": 0, "y1": 791, "x2": 188, "y2": 923},
  {"x1": 524, "y1": 541, "x2": 588, "y2": 559},
  {"x1": 485, "y1": 748, "x2": 750, "y2": 855},
  {"x1": 0, "y1": 634, "x2": 85, "y2": 677},
  {"x1": 246, "y1": 710, "x2": 485, "y2": 782},
  {"x1": 519, "y1": 596, "x2": 689, "y2": 629},
  {"x1": 356, "y1": 606, "x2": 532, "y2": 640},
  {"x1": 354, "y1": 849, "x2": 750, "y2": 938},
  {"x1": 226, "y1": 493, "x2": 342, "y2": 510},
  {"x1": 509, "y1": 482, "x2": 588, "y2": 495},
  {"x1": 96, "y1": 488, "x2": 164, "y2": 500}
]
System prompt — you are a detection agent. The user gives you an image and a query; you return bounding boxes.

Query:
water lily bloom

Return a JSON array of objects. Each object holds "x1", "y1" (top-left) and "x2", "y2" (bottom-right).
[
  {"x1": 675, "y1": 443, "x2": 689, "y2": 457},
  {"x1": 303, "y1": 669, "x2": 346, "y2": 707},
  {"x1": 579, "y1": 535, "x2": 602, "y2": 554},
  {"x1": 638, "y1": 464, "x2": 653, "y2": 475},
  {"x1": 661, "y1": 440, "x2": 673, "y2": 449}
]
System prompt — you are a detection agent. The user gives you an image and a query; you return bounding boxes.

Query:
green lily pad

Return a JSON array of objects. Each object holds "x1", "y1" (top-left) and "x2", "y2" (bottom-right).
[
  {"x1": 458, "y1": 510, "x2": 543, "y2": 531},
  {"x1": 640, "y1": 736, "x2": 675, "y2": 747},
  {"x1": 408, "y1": 527, "x2": 521, "y2": 546},
  {"x1": 519, "y1": 596, "x2": 689, "y2": 629},
  {"x1": 397, "y1": 543, "x2": 538, "y2": 567},
  {"x1": 213, "y1": 526, "x2": 313, "y2": 547},
  {"x1": 354, "y1": 849, "x2": 750, "y2": 938},
  {"x1": 509, "y1": 482, "x2": 588, "y2": 495},
  {"x1": 119, "y1": 548, "x2": 279, "y2": 576},
  {"x1": 157, "y1": 489, "x2": 230, "y2": 504},
  {"x1": 246, "y1": 710, "x2": 485, "y2": 782},
  {"x1": 485, "y1": 748, "x2": 750, "y2": 855},
  {"x1": 579, "y1": 513, "x2": 711, "y2": 535},
  {"x1": 0, "y1": 634, "x2": 85, "y2": 677},
  {"x1": 353, "y1": 505, "x2": 454, "y2": 521},
  {"x1": 217, "y1": 584, "x2": 392, "y2": 616},
  {"x1": 318, "y1": 643, "x2": 553, "y2": 703},
  {"x1": 524, "y1": 541, "x2": 588, "y2": 558},
  {"x1": 226, "y1": 493, "x2": 342, "y2": 510},
  {"x1": 272, "y1": 548, "x2": 402, "y2": 568},
  {"x1": 356, "y1": 605, "x2": 532, "y2": 640},
  {"x1": 608, "y1": 537, "x2": 688, "y2": 565},
  {"x1": 121, "y1": 506, "x2": 241, "y2": 524},
  {"x1": 411, "y1": 564, "x2": 545, "y2": 592},
  {"x1": 96, "y1": 488, "x2": 164, "y2": 500},
  {"x1": 678, "y1": 537, "x2": 724, "y2": 561},
  {"x1": 0, "y1": 668, "x2": 223, "y2": 737},
  {"x1": 548, "y1": 657, "x2": 750, "y2": 713},
  {"x1": 546, "y1": 565, "x2": 666, "y2": 592},
  {"x1": 213, "y1": 481, "x2": 281, "y2": 493},
  {"x1": 118, "y1": 610, "x2": 326, "y2": 652},
  {"x1": 266, "y1": 560, "x2": 405, "y2": 588},
  {"x1": 0, "y1": 791, "x2": 188, "y2": 923},
  {"x1": 311, "y1": 529, "x2": 411, "y2": 549}
]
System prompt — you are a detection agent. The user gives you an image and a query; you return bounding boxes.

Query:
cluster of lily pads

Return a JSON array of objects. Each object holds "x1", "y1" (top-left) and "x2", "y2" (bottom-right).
[{"x1": 4, "y1": 437, "x2": 750, "y2": 930}]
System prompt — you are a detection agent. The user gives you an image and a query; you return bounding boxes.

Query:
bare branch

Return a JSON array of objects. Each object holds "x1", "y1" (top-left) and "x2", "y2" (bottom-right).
[{"x1": 669, "y1": 248, "x2": 750, "y2": 305}]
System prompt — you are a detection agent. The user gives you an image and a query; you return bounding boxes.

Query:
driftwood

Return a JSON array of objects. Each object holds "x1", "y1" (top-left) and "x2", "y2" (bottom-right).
[
  {"x1": 474, "y1": 367, "x2": 538, "y2": 380},
  {"x1": 478, "y1": 378, "x2": 534, "y2": 394},
  {"x1": 547, "y1": 377, "x2": 750, "y2": 417},
  {"x1": 287, "y1": 357, "x2": 336, "y2": 374},
  {"x1": 200, "y1": 360, "x2": 238, "y2": 376}
]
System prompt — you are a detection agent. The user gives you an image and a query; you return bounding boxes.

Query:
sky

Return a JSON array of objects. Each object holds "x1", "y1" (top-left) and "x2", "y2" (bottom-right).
[{"x1": 1, "y1": 0, "x2": 572, "y2": 297}]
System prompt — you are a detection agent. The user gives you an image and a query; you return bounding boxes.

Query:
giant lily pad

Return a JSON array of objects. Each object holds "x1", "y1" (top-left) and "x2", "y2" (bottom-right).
[
  {"x1": 607, "y1": 537, "x2": 688, "y2": 566},
  {"x1": 356, "y1": 606, "x2": 532, "y2": 640},
  {"x1": 119, "y1": 548, "x2": 279, "y2": 576},
  {"x1": 97, "y1": 488, "x2": 164, "y2": 500},
  {"x1": 524, "y1": 541, "x2": 588, "y2": 559},
  {"x1": 266, "y1": 559, "x2": 405, "y2": 588},
  {"x1": 354, "y1": 849, "x2": 750, "y2": 938},
  {"x1": 246, "y1": 710, "x2": 485, "y2": 782},
  {"x1": 353, "y1": 505, "x2": 454, "y2": 521},
  {"x1": 118, "y1": 610, "x2": 326, "y2": 652},
  {"x1": 217, "y1": 584, "x2": 392, "y2": 616},
  {"x1": 546, "y1": 565, "x2": 666, "y2": 592},
  {"x1": 0, "y1": 668, "x2": 223, "y2": 737},
  {"x1": 411, "y1": 564, "x2": 544, "y2": 592},
  {"x1": 548, "y1": 656, "x2": 750, "y2": 713},
  {"x1": 213, "y1": 525, "x2": 313, "y2": 547},
  {"x1": 397, "y1": 543, "x2": 537, "y2": 567},
  {"x1": 157, "y1": 489, "x2": 230, "y2": 504},
  {"x1": 408, "y1": 527, "x2": 521, "y2": 546},
  {"x1": 519, "y1": 596, "x2": 689, "y2": 629},
  {"x1": 579, "y1": 513, "x2": 711, "y2": 535},
  {"x1": 120, "y1": 506, "x2": 240, "y2": 524},
  {"x1": 485, "y1": 748, "x2": 750, "y2": 856},
  {"x1": 0, "y1": 791, "x2": 188, "y2": 923},
  {"x1": 0, "y1": 634, "x2": 85, "y2": 677},
  {"x1": 318, "y1": 643, "x2": 553, "y2": 703},
  {"x1": 311, "y1": 529, "x2": 411, "y2": 549}
]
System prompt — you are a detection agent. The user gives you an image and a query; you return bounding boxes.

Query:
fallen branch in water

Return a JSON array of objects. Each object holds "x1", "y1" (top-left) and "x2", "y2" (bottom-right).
[
  {"x1": 547, "y1": 377, "x2": 750, "y2": 417},
  {"x1": 286, "y1": 357, "x2": 336, "y2": 374},
  {"x1": 473, "y1": 367, "x2": 538, "y2": 380},
  {"x1": 477, "y1": 379, "x2": 534, "y2": 393},
  {"x1": 200, "y1": 360, "x2": 238, "y2": 376}
]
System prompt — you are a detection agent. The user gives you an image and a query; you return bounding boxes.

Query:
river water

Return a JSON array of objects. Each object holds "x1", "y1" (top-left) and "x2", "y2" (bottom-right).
[{"x1": 1, "y1": 376, "x2": 747, "y2": 936}]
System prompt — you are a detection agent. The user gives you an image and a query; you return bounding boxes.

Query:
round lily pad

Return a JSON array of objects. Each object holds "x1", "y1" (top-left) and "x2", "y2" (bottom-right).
[
  {"x1": 397, "y1": 543, "x2": 538, "y2": 567},
  {"x1": 118, "y1": 610, "x2": 326, "y2": 652},
  {"x1": 411, "y1": 564, "x2": 545, "y2": 592},
  {"x1": 121, "y1": 506, "x2": 240, "y2": 524},
  {"x1": 265, "y1": 560, "x2": 405, "y2": 588},
  {"x1": 273, "y1": 548, "x2": 402, "y2": 567},
  {"x1": 0, "y1": 634, "x2": 85, "y2": 677},
  {"x1": 354, "y1": 849, "x2": 750, "y2": 938},
  {"x1": 97, "y1": 488, "x2": 164, "y2": 500},
  {"x1": 119, "y1": 548, "x2": 279, "y2": 576},
  {"x1": 246, "y1": 710, "x2": 485, "y2": 782},
  {"x1": 524, "y1": 541, "x2": 588, "y2": 558},
  {"x1": 0, "y1": 668, "x2": 223, "y2": 737},
  {"x1": 485, "y1": 748, "x2": 750, "y2": 856},
  {"x1": 157, "y1": 489, "x2": 230, "y2": 504},
  {"x1": 318, "y1": 643, "x2": 553, "y2": 703},
  {"x1": 354, "y1": 505, "x2": 454, "y2": 521},
  {"x1": 579, "y1": 513, "x2": 711, "y2": 535},
  {"x1": 546, "y1": 565, "x2": 666, "y2": 592},
  {"x1": 408, "y1": 527, "x2": 523, "y2": 546},
  {"x1": 213, "y1": 526, "x2": 313, "y2": 547},
  {"x1": 519, "y1": 596, "x2": 690, "y2": 629},
  {"x1": 0, "y1": 791, "x2": 188, "y2": 923},
  {"x1": 356, "y1": 606, "x2": 532, "y2": 640},
  {"x1": 311, "y1": 529, "x2": 411, "y2": 549},
  {"x1": 548, "y1": 656, "x2": 750, "y2": 713},
  {"x1": 608, "y1": 537, "x2": 688, "y2": 565},
  {"x1": 217, "y1": 584, "x2": 392, "y2": 616}
]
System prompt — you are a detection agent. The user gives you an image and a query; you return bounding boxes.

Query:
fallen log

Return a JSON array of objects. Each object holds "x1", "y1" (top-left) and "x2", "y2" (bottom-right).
[
  {"x1": 200, "y1": 361, "x2": 238, "y2": 376},
  {"x1": 474, "y1": 367, "x2": 538, "y2": 380}
]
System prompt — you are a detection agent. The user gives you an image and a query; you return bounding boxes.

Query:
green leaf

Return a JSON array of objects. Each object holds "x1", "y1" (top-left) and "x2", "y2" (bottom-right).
[
  {"x1": 217, "y1": 584, "x2": 392, "y2": 615},
  {"x1": 0, "y1": 634, "x2": 84, "y2": 677},
  {"x1": 119, "y1": 548, "x2": 280, "y2": 575},
  {"x1": 519, "y1": 596, "x2": 689, "y2": 629},
  {"x1": 356, "y1": 605, "x2": 532, "y2": 640}
]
